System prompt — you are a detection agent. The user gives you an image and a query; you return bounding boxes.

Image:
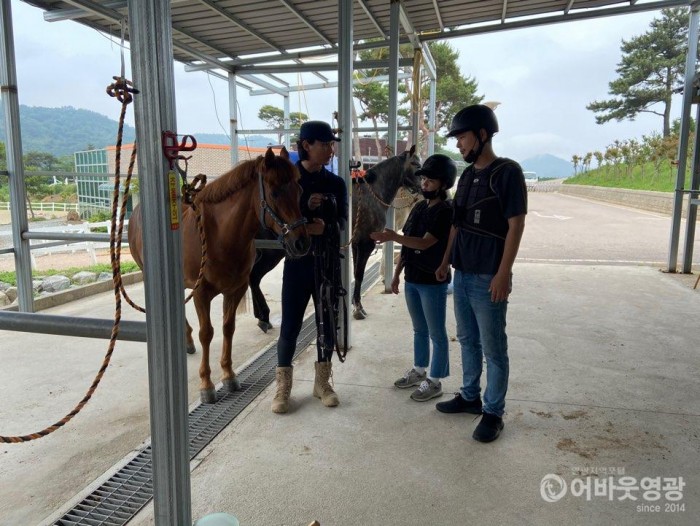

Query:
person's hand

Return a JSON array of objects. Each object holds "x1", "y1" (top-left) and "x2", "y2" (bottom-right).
[
  {"x1": 391, "y1": 274, "x2": 400, "y2": 294},
  {"x1": 435, "y1": 261, "x2": 449, "y2": 282},
  {"x1": 307, "y1": 193, "x2": 325, "y2": 210},
  {"x1": 306, "y1": 217, "x2": 325, "y2": 236},
  {"x1": 489, "y1": 272, "x2": 511, "y2": 302},
  {"x1": 370, "y1": 228, "x2": 396, "y2": 244}
]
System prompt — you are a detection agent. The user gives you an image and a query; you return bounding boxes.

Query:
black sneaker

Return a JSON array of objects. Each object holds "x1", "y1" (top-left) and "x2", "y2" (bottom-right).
[
  {"x1": 472, "y1": 412, "x2": 504, "y2": 443},
  {"x1": 435, "y1": 393, "x2": 482, "y2": 414}
]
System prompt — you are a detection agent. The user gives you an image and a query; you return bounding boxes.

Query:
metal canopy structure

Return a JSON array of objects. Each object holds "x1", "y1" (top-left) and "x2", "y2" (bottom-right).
[
  {"x1": 2, "y1": 0, "x2": 698, "y2": 524},
  {"x1": 27, "y1": 0, "x2": 688, "y2": 67}
]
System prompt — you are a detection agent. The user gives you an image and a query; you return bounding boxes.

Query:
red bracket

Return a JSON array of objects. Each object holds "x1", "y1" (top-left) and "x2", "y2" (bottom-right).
[{"x1": 162, "y1": 130, "x2": 197, "y2": 168}]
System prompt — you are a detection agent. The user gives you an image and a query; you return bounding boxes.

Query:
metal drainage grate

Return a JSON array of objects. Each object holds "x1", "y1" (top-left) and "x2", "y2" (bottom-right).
[{"x1": 54, "y1": 261, "x2": 380, "y2": 526}]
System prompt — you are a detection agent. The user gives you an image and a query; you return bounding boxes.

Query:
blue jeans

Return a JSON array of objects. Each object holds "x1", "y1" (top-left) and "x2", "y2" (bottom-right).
[
  {"x1": 404, "y1": 281, "x2": 450, "y2": 379},
  {"x1": 453, "y1": 270, "x2": 509, "y2": 417}
]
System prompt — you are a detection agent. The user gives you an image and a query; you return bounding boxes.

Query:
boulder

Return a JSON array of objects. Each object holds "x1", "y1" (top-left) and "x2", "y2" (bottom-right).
[
  {"x1": 72, "y1": 271, "x2": 98, "y2": 285},
  {"x1": 0, "y1": 291, "x2": 9, "y2": 307},
  {"x1": 5, "y1": 287, "x2": 17, "y2": 302},
  {"x1": 40, "y1": 275, "x2": 71, "y2": 293}
]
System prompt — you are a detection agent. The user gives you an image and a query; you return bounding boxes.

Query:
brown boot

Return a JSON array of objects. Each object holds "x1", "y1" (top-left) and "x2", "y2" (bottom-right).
[
  {"x1": 313, "y1": 361, "x2": 339, "y2": 407},
  {"x1": 271, "y1": 366, "x2": 293, "y2": 414}
]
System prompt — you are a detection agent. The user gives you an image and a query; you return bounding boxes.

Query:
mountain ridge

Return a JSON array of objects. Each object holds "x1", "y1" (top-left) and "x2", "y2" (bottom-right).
[
  {"x1": 520, "y1": 153, "x2": 573, "y2": 179},
  {"x1": 0, "y1": 105, "x2": 276, "y2": 157}
]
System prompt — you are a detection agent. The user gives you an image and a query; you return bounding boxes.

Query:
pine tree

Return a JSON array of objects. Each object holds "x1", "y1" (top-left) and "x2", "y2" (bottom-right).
[{"x1": 587, "y1": 7, "x2": 689, "y2": 137}]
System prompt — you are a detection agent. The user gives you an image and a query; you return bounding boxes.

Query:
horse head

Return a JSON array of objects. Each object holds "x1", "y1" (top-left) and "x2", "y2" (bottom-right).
[
  {"x1": 257, "y1": 147, "x2": 310, "y2": 258},
  {"x1": 400, "y1": 144, "x2": 422, "y2": 194}
]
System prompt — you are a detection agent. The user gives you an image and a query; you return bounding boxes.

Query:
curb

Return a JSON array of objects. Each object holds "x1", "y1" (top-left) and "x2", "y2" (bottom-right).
[{"x1": 1, "y1": 272, "x2": 144, "y2": 312}]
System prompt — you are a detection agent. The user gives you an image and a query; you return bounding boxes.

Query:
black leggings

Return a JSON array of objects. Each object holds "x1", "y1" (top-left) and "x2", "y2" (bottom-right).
[{"x1": 276, "y1": 256, "x2": 335, "y2": 367}]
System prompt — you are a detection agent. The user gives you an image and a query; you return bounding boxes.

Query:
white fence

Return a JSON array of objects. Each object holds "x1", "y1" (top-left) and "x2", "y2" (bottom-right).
[{"x1": 0, "y1": 202, "x2": 79, "y2": 212}]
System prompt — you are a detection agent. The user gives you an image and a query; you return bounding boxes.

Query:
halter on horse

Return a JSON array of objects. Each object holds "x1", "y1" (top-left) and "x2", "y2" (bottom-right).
[{"x1": 249, "y1": 146, "x2": 421, "y2": 332}]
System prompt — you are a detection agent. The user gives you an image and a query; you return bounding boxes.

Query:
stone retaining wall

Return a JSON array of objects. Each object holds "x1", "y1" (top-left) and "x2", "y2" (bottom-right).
[
  {"x1": 0, "y1": 271, "x2": 143, "y2": 312},
  {"x1": 558, "y1": 184, "x2": 696, "y2": 218}
]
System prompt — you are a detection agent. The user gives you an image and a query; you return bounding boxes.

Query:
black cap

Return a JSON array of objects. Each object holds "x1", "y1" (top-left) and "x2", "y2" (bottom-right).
[{"x1": 299, "y1": 121, "x2": 341, "y2": 142}]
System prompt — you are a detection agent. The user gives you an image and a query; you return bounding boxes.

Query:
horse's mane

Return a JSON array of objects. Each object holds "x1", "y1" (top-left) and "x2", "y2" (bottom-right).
[{"x1": 197, "y1": 154, "x2": 298, "y2": 204}]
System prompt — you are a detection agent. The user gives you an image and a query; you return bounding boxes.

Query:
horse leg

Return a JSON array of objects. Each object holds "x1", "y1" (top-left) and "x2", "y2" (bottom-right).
[
  {"x1": 352, "y1": 239, "x2": 374, "y2": 320},
  {"x1": 220, "y1": 284, "x2": 248, "y2": 393},
  {"x1": 194, "y1": 290, "x2": 217, "y2": 404},
  {"x1": 249, "y1": 249, "x2": 283, "y2": 333},
  {"x1": 185, "y1": 317, "x2": 197, "y2": 354}
]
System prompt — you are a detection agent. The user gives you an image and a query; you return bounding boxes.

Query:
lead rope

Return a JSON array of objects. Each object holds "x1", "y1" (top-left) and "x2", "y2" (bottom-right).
[{"x1": 0, "y1": 73, "x2": 139, "y2": 443}]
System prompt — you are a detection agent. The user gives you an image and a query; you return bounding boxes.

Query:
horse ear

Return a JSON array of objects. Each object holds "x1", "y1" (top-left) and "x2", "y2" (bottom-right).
[
  {"x1": 279, "y1": 146, "x2": 290, "y2": 160},
  {"x1": 264, "y1": 147, "x2": 275, "y2": 167},
  {"x1": 409, "y1": 144, "x2": 416, "y2": 156}
]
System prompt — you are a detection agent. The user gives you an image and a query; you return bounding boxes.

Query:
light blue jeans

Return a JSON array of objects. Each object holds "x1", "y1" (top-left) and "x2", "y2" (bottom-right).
[
  {"x1": 404, "y1": 281, "x2": 450, "y2": 379},
  {"x1": 453, "y1": 270, "x2": 510, "y2": 417}
]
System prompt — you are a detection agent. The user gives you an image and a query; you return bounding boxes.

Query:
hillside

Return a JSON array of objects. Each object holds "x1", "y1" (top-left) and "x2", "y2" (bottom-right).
[
  {"x1": 0, "y1": 105, "x2": 275, "y2": 157},
  {"x1": 520, "y1": 154, "x2": 573, "y2": 179},
  {"x1": 0, "y1": 105, "x2": 136, "y2": 157}
]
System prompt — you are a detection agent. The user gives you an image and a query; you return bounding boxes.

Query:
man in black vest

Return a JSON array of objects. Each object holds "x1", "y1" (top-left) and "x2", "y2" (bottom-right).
[{"x1": 435, "y1": 105, "x2": 527, "y2": 442}]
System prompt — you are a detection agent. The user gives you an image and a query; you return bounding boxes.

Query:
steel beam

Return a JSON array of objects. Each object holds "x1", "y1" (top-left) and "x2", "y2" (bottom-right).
[
  {"x1": 384, "y1": 0, "x2": 400, "y2": 292},
  {"x1": 127, "y1": 1, "x2": 191, "y2": 524},
  {"x1": 0, "y1": 0, "x2": 33, "y2": 312},
  {"x1": 338, "y1": 0, "x2": 353, "y2": 349},
  {"x1": 668, "y1": 4, "x2": 699, "y2": 273},
  {"x1": 0, "y1": 311, "x2": 147, "y2": 341}
]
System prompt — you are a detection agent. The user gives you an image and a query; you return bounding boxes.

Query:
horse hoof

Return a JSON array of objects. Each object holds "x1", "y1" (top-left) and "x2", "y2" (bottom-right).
[
  {"x1": 353, "y1": 308, "x2": 366, "y2": 320},
  {"x1": 186, "y1": 343, "x2": 197, "y2": 355},
  {"x1": 257, "y1": 320, "x2": 273, "y2": 333},
  {"x1": 223, "y1": 377, "x2": 241, "y2": 392},
  {"x1": 200, "y1": 388, "x2": 217, "y2": 404}
]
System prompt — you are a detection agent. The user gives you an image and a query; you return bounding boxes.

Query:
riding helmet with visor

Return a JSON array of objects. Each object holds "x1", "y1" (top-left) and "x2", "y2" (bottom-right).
[
  {"x1": 446, "y1": 104, "x2": 499, "y2": 138},
  {"x1": 415, "y1": 154, "x2": 457, "y2": 190}
]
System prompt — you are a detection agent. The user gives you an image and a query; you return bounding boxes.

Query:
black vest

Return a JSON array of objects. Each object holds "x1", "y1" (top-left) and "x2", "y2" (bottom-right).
[{"x1": 454, "y1": 158, "x2": 518, "y2": 241}]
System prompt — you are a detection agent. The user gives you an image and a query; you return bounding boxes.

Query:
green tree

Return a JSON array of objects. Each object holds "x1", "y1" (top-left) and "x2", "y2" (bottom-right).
[
  {"x1": 258, "y1": 105, "x2": 308, "y2": 144},
  {"x1": 354, "y1": 41, "x2": 482, "y2": 158},
  {"x1": 587, "y1": 7, "x2": 689, "y2": 137},
  {"x1": 419, "y1": 41, "x2": 482, "y2": 154}
]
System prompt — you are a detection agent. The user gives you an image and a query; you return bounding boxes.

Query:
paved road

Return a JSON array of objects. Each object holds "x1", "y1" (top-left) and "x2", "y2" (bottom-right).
[
  {"x1": 0, "y1": 191, "x2": 699, "y2": 525},
  {"x1": 521, "y1": 192, "x2": 699, "y2": 267}
]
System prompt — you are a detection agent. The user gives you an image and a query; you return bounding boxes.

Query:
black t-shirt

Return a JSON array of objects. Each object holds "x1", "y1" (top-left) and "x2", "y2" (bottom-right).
[
  {"x1": 401, "y1": 200, "x2": 453, "y2": 285},
  {"x1": 451, "y1": 158, "x2": 527, "y2": 274},
  {"x1": 297, "y1": 161, "x2": 348, "y2": 230}
]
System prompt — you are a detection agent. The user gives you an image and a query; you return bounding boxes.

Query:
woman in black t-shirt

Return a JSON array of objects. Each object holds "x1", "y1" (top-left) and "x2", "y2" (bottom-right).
[{"x1": 371, "y1": 154, "x2": 456, "y2": 402}]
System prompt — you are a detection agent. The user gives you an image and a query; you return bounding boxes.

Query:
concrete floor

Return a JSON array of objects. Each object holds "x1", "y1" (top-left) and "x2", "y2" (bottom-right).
[
  {"x1": 1, "y1": 192, "x2": 699, "y2": 526},
  {"x1": 128, "y1": 263, "x2": 699, "y2": 526}
]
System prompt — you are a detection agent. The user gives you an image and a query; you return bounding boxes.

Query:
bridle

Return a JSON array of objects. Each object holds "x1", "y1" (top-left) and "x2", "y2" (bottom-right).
[{"x1": 257, "y1": 169, "x2": 307, "y2": 244}]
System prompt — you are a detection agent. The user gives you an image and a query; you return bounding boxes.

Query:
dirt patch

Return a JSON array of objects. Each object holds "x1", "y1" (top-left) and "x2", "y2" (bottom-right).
[
  {"x1": 561, "y1": 409, "x2": 589, "y2": 420},
  {"x1": 557, "y1": 438, "x2": 594, "y2": 459},
  {"x1": 531, "y1": 410, "x2": 553, "y2": 418}
]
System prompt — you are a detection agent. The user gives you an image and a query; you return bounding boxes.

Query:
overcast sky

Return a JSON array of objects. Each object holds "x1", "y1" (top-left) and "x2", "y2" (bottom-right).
[{"x1": 6, "y1": 0, "x2": 684, "y2": 163}]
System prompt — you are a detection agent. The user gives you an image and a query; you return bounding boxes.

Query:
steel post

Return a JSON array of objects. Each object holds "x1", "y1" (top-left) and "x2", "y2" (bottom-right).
[{"x1": 127, "y1": 0, "x2": 192, "y2": 524}]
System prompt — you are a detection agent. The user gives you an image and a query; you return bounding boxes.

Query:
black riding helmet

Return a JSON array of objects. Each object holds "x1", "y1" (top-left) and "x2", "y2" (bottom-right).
[
  {"x1": 415, "y1": 154, "x2": 457, "y2": 190},
  {"x1": 446, "y1": 104, "x2": 499, "y2": 138}
]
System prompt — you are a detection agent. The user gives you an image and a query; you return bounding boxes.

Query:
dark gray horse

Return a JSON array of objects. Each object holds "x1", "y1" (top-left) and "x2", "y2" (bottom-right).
[{"x1": 250, "y1": 146, "x2": 421, "y2": 332}]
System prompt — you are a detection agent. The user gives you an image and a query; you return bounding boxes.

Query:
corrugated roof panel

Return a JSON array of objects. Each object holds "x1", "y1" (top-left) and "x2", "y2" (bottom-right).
[{"x1": 21, "y1": 1, "x2": 685, "y2": 70}]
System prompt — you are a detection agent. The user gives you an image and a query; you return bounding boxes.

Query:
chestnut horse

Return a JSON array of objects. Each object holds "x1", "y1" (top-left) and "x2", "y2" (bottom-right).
[
  {"x1": 249, "y1": 145, "x2": 421, "y2": 331},
  {"x1": 129, "y1": 147, "x2": 310, "y2": 403}
]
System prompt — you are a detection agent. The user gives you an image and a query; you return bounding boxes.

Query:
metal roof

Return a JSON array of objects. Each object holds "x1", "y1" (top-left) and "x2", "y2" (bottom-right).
[{"x1": 24, "y1": 0, "x2": 690, "y2": 75}]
